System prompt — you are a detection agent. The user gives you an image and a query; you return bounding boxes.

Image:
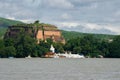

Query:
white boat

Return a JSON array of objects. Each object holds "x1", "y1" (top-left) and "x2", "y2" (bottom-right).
[
  {"x1": 54, "y1": 53, "x2": 85, "y2": 58},
  {"x1": 25, "y1": 55, "x2": 31, "y2": 58}
]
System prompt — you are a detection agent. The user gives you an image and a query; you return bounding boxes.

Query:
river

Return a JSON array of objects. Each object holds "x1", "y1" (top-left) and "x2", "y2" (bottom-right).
[{"x1": 0, "y1": 58, "x2": 120, "y2": 80}]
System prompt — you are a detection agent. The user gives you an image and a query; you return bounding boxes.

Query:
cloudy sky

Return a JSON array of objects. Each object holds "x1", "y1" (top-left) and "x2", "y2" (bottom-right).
[{"x1": 0, "y1": 0, "x2": 120, "y2": 34}]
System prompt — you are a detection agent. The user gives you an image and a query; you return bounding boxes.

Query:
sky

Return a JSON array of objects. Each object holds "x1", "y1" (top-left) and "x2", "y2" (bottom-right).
[{"x1": 0, "y1": 0, "x2": 120, "y2": 35}]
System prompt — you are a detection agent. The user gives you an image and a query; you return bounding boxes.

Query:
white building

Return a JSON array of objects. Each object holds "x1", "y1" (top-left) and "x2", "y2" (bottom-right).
[{"x1": 50, "y1": 45, "x2": 55, "y2": 53}]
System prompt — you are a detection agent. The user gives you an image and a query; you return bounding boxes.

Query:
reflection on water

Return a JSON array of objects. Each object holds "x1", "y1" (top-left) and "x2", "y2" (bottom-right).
[{"x1": 0, "y1": 58, "x2": 120, "y2": 80}]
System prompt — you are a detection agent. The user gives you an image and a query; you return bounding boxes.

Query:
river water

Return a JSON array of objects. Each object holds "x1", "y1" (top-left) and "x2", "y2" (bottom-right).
[{"x1": 0, "y1": 58, "x2": 120, "y2": 80}]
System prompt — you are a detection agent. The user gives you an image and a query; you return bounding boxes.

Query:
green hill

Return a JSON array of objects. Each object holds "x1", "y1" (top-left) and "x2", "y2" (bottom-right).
[
  {"x1": 61, "y1": 30, "x2": 115, "y2": 41},
  {"x1": 0, "y1": 17, "x2": 23, "y2": 39},
  {"x1": 0, "y1": 17, "x2": 23, "y2": 28}
]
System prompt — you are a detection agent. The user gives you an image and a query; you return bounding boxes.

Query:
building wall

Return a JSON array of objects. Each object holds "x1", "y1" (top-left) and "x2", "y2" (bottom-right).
[
  {"x1": 36, "y1": 29, "x2": 65, "y2": 44},
  {"x1": 36, "y1": 30, "x2": 43, "y2": 40},
  {"x1": 44, "y1": 31, "x2": 61, "y2": 37},
  {"x1": 5, "y1": 26, "x2": 65, "y2": 44}
]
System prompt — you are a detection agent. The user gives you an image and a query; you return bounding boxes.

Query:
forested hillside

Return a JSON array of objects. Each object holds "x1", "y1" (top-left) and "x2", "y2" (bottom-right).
[
  {"x1": 0, "y1": 27, "x2": 7, "y2": 39},
  {"x1": 0, "y1": 17, "x2": 23, "y2": 38},
  {"x1": 0, "y1": 17, "x2": 23, "y2": 27},
  {"x1": 62, "y1": 30, "x2": 115, "y2": 41}
]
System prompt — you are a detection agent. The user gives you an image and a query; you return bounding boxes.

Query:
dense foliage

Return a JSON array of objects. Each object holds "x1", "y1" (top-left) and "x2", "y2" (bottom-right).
[
  {"x1": 107, "y1": 35, "x2": 120, "y2": 58},
  {"x1": 64, "y1": 35, "x2": 103, "y2": 57},
  {"x1": 0, "y1": 31, "x2": 64, "y2": 58},
  {"x1": 0, "y1": 27, "x2": 7, "y2": 39},
  {"x1": 0, "y1": 35, "x2": 48, "y2": 58},
  {"x1": 0, "y1": 31, "x2": 120, "y2": 58}
]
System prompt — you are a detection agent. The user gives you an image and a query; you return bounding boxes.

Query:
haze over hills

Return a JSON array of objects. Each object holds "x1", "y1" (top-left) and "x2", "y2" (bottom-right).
[
  {"x1": 0, "y1": 17, "x2": 115, "y2": 40},
  {"x1": 60, "y1": 24, "x2": 116, "y2": 35}
]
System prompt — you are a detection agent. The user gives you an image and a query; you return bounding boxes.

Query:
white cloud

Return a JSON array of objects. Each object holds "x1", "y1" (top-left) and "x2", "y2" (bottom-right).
[
  {"x1": 43, "y1": 0, "x2": 74, "y2": 9},
  {"x1": 20, "y1": 19, "x2": 34, "y2": 23},
  {"x1": 84, "y1": 23, "x2": 102, "y2": 30},
  {"x1": 61, "y1": 13, "x2": 72, "y2": 19},
  {"x1": 7, "y1": 16, "x2": 15, "y2": 20},
  {"x1": 56, "y1": 21, "x2": 120, "y2": 34},
  {"x1": 0, "y1": 0, "x2": 120, "y2": 35},
  {"x1": 60, "y1": 22, "x2": 79, "y2": 28},
  {"x1": 105, "y1": 25, "x2": 120, "y2": 34}
]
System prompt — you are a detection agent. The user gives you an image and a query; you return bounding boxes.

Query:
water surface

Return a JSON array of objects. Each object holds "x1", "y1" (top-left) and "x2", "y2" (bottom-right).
[{"x1": 0, "y1": 58, "x2": 120, "y2": 80}]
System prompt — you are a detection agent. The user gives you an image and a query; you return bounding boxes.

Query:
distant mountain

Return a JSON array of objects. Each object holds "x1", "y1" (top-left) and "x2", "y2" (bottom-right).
[
  {"x1": 61, "y1": 30, "x2": 115, "y2": 41},
  {"x1": 0, "y1": 17, "x2": 23, "y2": 28}
]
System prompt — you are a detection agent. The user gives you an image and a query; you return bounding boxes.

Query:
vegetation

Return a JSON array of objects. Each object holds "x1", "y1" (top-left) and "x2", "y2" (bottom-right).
[
  {"x1": 1, "y1": 32, "x2": 120, "y2": 58},
  {"x1": 64, "y1": 35, "x2": 105, "y2": 57},
  {"x1": 0, "y1": 17, "x2": 23, "y2": 28},
  {"x1": 106, "y1": 35, "x2": 120, "y2": 58},
  {"x1": 62, "y1": 30, "x2": 115, "y2": 41},
  {"x1": 0, "y1": 27, "x2": 7, "y2": 39},
  {"x1": 0, "y1": 17, "x2": 23, "y2": 38},
  {"x1": 0, "y1": 17, "x2": 120, "y2": 58},
  {"x1": 0, "y1": 19, "x2": 65, "y2": 58}
]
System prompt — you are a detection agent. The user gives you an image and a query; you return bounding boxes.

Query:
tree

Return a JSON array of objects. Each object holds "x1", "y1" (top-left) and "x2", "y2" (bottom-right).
[
  {"x1": 107, "y1": 35, "x2": 120, "y2": 58},
  {"x1": 0, "y1": 46, "x2": 16, "y2": 58},
  {"x1": 4, "y1": 38, "x2": 15, "y2": 47},
  {"x1": 64, "y1": 35, "x2": 102, "y2": 57},
  {"x1": 15, "y1": 34, "x2": 37, "y2": 57},
  {"x1": 34, "y1": 20, "x2": 39, "y2": 24},
  {"x1": 80, "y1": 35, "x2": 99, "y2": 57},
  {"x1": 73, "y1": 46, "x2": 82, "y2": 54},
  {"x1": 0, "y1": 39, "x2": 4, "y2": 49},
  {"x1": 98, "y1": 41, "x2": 109, "y2": 57},
  {"x1": 53, "y1": 43, "x2": 64, "y2": 53}
]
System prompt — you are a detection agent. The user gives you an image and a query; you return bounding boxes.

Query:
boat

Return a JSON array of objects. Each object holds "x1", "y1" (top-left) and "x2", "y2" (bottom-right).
[
  {"x1": 54, "y1": 52, "x2": 85, "y2": 58},
  {"x1": 25, "y1": 55, "x2": 31, "y2": 58}
]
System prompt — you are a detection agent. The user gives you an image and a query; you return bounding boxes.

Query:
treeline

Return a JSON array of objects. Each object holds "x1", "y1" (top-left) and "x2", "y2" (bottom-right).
[
  {"x1": 64, "y1": 35, "x2": 120, "y2": 58},
  {"x1": 0, "y1": 33, "x2": 64, "y2": 58},
  {"x1": 0, "y1": 33, "x2": 120, "y2": 58}
]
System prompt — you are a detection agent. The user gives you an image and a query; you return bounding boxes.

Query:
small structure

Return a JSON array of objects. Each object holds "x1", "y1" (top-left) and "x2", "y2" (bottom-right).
[
  {"x1": 44, "y1": 45, "x2": 55, "y2": 58},
  {"x1": 44, "y1": 52, "x2": 55, "y2": 58},
  {"x1": 50, "y1": 45, "x2": 55, "y2": 53},
  {"x1": 25, "y1": 55, "x2": 31, "y2": 58}
]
